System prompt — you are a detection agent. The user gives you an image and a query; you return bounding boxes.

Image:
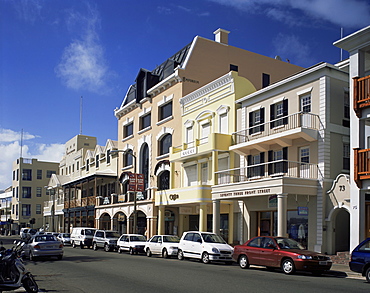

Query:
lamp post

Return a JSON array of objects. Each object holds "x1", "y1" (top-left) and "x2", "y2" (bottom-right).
[{"x1": 111, "y1": 149, "x2": 138, "y2": 234}]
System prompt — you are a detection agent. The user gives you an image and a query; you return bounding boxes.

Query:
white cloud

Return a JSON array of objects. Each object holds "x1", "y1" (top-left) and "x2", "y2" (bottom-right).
[
  {"x1": 0, "y1": 128, "x2": 64, "y2": 190},
  {"x1": 208, "y1": 0, "x2": 370, "y2": 28},
  {"x1": 55, "y1": 4, "x2": 112, "y2": 94},
  {"x1": 13, "y1": 0, "x2": 44, "y2": 24}
]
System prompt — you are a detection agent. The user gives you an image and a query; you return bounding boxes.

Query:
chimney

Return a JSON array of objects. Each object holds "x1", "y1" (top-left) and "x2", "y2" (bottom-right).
[{"x1": 213, "y1": 28, "x2": 230, "y2": 45}]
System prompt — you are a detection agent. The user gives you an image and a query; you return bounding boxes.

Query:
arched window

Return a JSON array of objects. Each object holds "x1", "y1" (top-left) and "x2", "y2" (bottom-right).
[
  {"x1": 158, "y1": 170, "x2": 170, "y2": 190},
  {"x1": 159, "y1": 134, "x2": 172, "y2": 155},
  {"x1": 140, "y1": 143, "x2": 149, "y2": 199}
]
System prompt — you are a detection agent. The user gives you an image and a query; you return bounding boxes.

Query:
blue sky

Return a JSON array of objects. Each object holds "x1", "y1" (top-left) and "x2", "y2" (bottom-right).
[{"x1": 1, "y1": 0, "x2": 369, "y2": 190}]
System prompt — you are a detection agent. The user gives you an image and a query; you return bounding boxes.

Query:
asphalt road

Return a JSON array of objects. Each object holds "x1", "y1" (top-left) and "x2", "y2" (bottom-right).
[{"x1": 1, "y1": 237, "x2": 369, "y2": 293}]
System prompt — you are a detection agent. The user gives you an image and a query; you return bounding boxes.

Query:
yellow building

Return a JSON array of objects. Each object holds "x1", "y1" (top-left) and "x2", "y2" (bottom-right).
[{"x1": 113, "y1": 28, "x2": 303, "y2": 238}]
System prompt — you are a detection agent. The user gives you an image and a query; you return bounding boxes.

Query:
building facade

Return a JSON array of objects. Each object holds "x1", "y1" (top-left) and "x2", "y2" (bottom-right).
[
  {"x1": 334, "y1": 25, "x2": 370, "y2": 251},
  {"x1": 11, "y1": 158, "x2": 59, "y2": 233},
  {"x1": 0, "y1": 187, "x2": 12, "y2": 235},
  {"x1": 113, "y1": 28, "x2": 303, "y2": 239}
]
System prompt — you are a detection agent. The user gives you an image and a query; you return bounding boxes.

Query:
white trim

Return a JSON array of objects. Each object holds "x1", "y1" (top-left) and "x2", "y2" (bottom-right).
[
  {"x1": 157, "y1": 94, "x2": 174, "y2": 107},
  {"x1": 251, "y1": 105, "x2": 263, "y2": 112},
  {"x1": 273, "y1": 96, "x2": 285, "y2": 104},
  {"x1": 138, "y1": 107, "x2": 152, "y2": 118},
  {"x1": 297, "y1": 87, "x2": 313, "y2": 96}
]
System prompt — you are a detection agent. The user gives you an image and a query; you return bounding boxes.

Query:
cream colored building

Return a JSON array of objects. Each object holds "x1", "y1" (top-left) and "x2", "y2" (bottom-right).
[
  {"x1": 212, "y1": 63, "x2": 349, "y2": 253},
  {"x1": 113, "y1": 28, "x2": 303, "y2": 238},
  {"x1": 45, "y1": 134, "x2": 119, "y2": 233},
  {"x1": 11, "y1": 158, "x2": 59, "y2": 233}
]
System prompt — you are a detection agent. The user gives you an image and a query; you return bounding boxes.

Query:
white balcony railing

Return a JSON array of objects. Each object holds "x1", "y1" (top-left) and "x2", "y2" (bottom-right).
[{"x1": 215, "y1": 160, "x2": 318, "y2": 184}]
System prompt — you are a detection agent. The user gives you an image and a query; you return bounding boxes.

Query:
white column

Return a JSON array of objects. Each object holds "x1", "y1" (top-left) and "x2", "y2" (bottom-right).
[
  {"x1": 158, "y1": 205, "x2": 165, "y2": 235},
  {"x1": 199, "y1": 204, "x2": 207, "y2": 232},
  {"x1": 212, "y1": 199, "x2": 220, "y2": 234},
  {"x1": 277, "y1": 194, "x2": 288, "y2": 237}
]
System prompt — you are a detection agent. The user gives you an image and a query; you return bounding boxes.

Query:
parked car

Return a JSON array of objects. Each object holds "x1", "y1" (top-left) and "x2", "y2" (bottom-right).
[
  {"x1": 70, "y1": 227, "x2": 97, "y2": 249},
  {"x1": 22, "y1": 234, "x2": 63, "y2": 261},
  {"x1": 20, "y1": 228, "x2": 31, "y2": 240},
  {"x1": 57, "y1": 233, "x2": 71, "y2": 245},
  {"x1": 233, "y1": 236, "x2": 332, "y2": 275},
  {"x1": 349, "y1": 237, "x2": 370, "y2": 282},
  {"x1": 145, "y1": 235, "x2": 180, "y2": 258},
  {"x1": 117, "y1": 234, "x2": 147, "y2": 255},
  {"x1": 177, "y1": 231, "x2": 233, "y2": 264},
  {"x1": 93, "y1": 230, "x2": 120, "y2": 252}
]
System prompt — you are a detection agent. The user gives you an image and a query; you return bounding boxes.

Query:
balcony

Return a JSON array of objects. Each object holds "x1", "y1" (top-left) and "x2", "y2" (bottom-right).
[
  {"x1": 44, "y1": 199, "x2": 65, "y2": 216},
  {"x1": 231, "y1": 112, "x2": 321, "y2": 155},
  {"x1": 354, "y1": 75, "x2": 370, "y2": 117},
  {"x1": 354, "y1": 148, "x2": 370, "y2": 187},
  {"x1": 64, "y1": 196, "x2": 96, "y2": 209},
  {"x1": 171, "y1": 133, "x2": 232, "y2": 162},
  {"x1": 215, "y1": 160, "x2": 318, "y2": 184}
]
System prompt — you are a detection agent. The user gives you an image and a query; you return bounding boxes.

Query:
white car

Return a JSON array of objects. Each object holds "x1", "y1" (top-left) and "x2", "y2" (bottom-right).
[
  {"x1": 144, "y1": 235, "x2": 180, "y2": 258},
  {"x1": 117, "y1": 234, "x2": 147, "y2": 255},
  {"x1": 177, "y1": 231, "x2": 234, "y2": 264}
]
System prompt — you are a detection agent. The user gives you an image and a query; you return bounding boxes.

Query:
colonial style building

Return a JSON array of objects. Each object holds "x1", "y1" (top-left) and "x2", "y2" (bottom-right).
[
  {"x1": 12, "y1": 158, "x2": 59, "y2": 232},
  {"x1": 334, "y1": 25, "x2": 370, "y2": 251},
  {"x1": 211, "y1": 62, "x2": 349, "y2": 253},
  {"x1": 113, "y1": 28, "x2": 303, "y2": 238},
  {"x1": 46, "y1": 135, "x2": 118, "y2": 233}
]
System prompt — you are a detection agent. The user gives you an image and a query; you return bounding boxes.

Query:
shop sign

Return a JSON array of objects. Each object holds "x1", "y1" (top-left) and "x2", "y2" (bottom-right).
[
  {"x1": 129, "y1": 173, "x2": 144, "y2": 192},
  {"x1": 219, "y1": 188, "x2": 271, "y2": 199},
  {"x1": 298, "y1": 206, "x2": 309, "y2": 215},
  {"x1": 268, "y1": 195, "x2": 277, "y2": 208},
  {"x1": 181, "y1": 147, "x2": 196, "y2": 158},
  {"x1": 103, "y1": 197, "x2": 110, "y2": 205},
  {"x1": 179, "y1": 207, "x2": 193, "y2": 214}
]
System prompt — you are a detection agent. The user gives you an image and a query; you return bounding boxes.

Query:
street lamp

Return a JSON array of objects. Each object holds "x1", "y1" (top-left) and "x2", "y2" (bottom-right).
[{"x1": 111, "y1": 149, "x2": 138, "y2": 234}]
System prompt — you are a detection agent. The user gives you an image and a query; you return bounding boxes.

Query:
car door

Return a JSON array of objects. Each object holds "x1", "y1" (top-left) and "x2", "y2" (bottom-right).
[
  {"x1": 244, "y1": 237, "x2": 263, "y2": 265},
  {"x1": 154, "y1": 236, "x2": 162, "y2": 254},
  {"x1": 149, "y1": 236, "x2": 159, "y2": 254},
  {"x1": 259, "y1": 237, "x2": 279, "y2": 267},
  {"x1": 181, "y1": 233, "x2": 194, "y2": 257},
  {"x1": 191, "y1": 233, "x2": 203, "y2": 259}
]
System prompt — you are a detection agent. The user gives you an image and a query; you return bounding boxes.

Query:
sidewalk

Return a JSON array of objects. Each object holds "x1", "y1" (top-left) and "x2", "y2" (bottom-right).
[{"x1": 330, "y1": 263, "x2": 364, "y2": 279}]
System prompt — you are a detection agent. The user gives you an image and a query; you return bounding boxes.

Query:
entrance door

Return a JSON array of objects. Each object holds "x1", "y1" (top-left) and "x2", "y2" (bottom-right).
[
  {"x1": 259, "y1": 212, "x2": 272, "y2": 236},
  {"x1": 299, "y1": 147, "x2": 310, "y2": 178}
]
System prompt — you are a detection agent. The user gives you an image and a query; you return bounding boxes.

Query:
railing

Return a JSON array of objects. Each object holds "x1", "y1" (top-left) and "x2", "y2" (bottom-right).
[
  {"x1": 354, "y1": 148, "x2": 370, "y2": 186},
  {"x1": 215, "y1": 160, "x2": 318, "y2": 184},
  {"x1": 233, "y1": 112, "x2": 321, "y2": 145},
  {"x1": 64, "y1": 196, "x2": 95, "y2": 209},
  {"x1": 354, "y1": 75, "x2": 370, "y2": 116}
]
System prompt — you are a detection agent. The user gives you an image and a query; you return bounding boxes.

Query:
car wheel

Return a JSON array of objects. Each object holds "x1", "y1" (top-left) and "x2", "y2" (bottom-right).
[
  {"x1": 178, "y1": 249, "x2": 184, "y2": 260},
  {"x1": 118, "y1": 247, "x2": 122, "y2": 254},
  {"x1": 129, "y1": 247, "x2": 134, "y2": 255},
  {"x1": 281, "y1": 258, "x2": 296, "y2": 274},
  {"x1": 72, "y1": 241, "x2": 76, "y2": 248},
  {"x1": 93, "y1": 243, "x2": 98, "y2": 251},
  {"x1": 202, "y1": 252, "x2": 210, "y2": 264},
  {"x1": 146, "y1": 248, "x2": 152, "y2": 257},
  {"x1": 239, "y1": 255, "x2": 249, "y2": 269},
  {"x1": 366, "y1": 267, "x2": 370, "y2": 282},
  {"x1": 162, "y1": 248, "x2": 169, "y2": 259},
  {"x1": 57, "y1": 255, "x2": 63, "y2": 260},
  {"x1": 80, "y1": 242, "x2": 84, "y2": 249},
  {"x1": 104, "y1": 244, "x2": 111, "y2": 252}
]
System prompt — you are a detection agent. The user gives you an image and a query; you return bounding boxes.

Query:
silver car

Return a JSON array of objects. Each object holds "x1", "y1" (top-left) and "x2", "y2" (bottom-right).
[
  {"x1": 57, "y1": 233, "x2": 71, "y2": 245},
  {"x1": 23, "y1": 234, "x2": 64, "y2": 261}
]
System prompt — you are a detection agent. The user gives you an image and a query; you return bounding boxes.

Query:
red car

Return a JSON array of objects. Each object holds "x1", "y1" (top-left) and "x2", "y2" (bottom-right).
[{"x1": 233, "y1": 236, "x2": 332, "y2": 275}]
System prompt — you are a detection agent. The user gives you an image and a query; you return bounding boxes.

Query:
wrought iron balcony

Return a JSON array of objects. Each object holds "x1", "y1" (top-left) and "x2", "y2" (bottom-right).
[{"x1": 354, "y1": 75, "x2": 370, "y2": 117}]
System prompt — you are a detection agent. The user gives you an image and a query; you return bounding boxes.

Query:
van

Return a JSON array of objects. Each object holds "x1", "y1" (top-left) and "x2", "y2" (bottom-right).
[
  {"x1": 70, "y1": 227, "x2": 97, "y2": 249},
  {"x1": 20, "y1": 227, "x2": 31, "y2": 240}
]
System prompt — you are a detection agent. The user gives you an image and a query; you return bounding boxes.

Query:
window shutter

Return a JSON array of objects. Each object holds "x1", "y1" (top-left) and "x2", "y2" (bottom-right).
[
  {"x1": 247, "y1": 155, "x2": 252, "y2": 178},
  {"x1": 260, "y1": 152, "x2": 265, "y2": 177},
  {"x1": 283, "y1": 99, "x2": 288, "y2": 125},
  {"x1": 270, "y1": 104, "x2": 275, "y2": 128},
  {"x1": 268, "y1": 150, "x2": 273, "y2": 175},
  {"x1": 260, "y1": 108, "x2": 265, "y2": 132},
  {"x1": 283, "y1": 147, "x2": 288, "y2": 173},
  {"x1": 249, "y1": 112, "x2": 254, "y2": 135}
]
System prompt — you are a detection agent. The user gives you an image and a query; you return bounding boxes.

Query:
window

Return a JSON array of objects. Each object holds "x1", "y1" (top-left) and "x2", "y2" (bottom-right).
[
  {"x1": 46, "y1": 170, "x2": 56, "y2": 178},
  {"x1": 22, "y1": 169, "x2": 32, "y2": 181},
  {"x1": 219, "y1": 112, "x2": 228, "y2": 134},
  {"x1": 184, "y1": 165, "x2": 197, "y2": 187},
  {"x1": 140, "y1": 113, "x2": 151, "y2": 130},
  {"x1": 344, "y1": 91, "x2": 350, "y2": 119},
  {"x1": 37, "y1": 170, "x2": 42, "y2": 180},
  {"x1": 159, "y1": 134, "x2": 172, "y2": 155},
  {"x1": 230, "y1": 64, "x2": 238, "y2": 72},
  {"x1": 36, "y1": 187, "x2": 42, "y2": 197},
  {"x1": 249, "y1": 108, "x2": 265, "y2": 134},
  {"x1": 36, "y1": 204, "x2": 41, "y2": 214},
  {"x1": 200, "y1": 121, "x2": 211, "y2": 143},
  {"x1": 158, "y1": 171, "x2": 170, "y2": 190},
  {"x1": 299, "y1": 147, "x2": 310, "y2": 177},
  {"x1": 268, "y1": 148, "x2": 288, "y2": 175},
  {"x1": 186, "y1": 126, "x2": 194, "y2": 146},
  {"x1": 343, "y1": 143, "x2": 350, "y2": 170},
  {"x1": 201, "y1": 163, "x2": 208, "y2": 185},
  {"x1": 247, "y1": 153, "x2": 265, "y2": 178},
  {"x1": 159, "y1": 101, "x2": 172, "y2": 121},
  {"x1": 300, "y1": 94, "x2": 311, "y2": 113},
  {"x1": 96, "y1": 155, "x2": 99, "y2": 168},
  {"x1": 270, "y1": 100, "x2": 288, "y2": 128},
  {"x1": 22, "y1": 187, "x2": 31, "y2": 198},
  {"x1": 107, "y1": 150, "x2": 111, "y2": 164},
  {"x1": 86, "y1": 159, "x2": 90, "y2": 172},
  {"x1": 262, "y1": 73, "x2": 270, "y2": 88},
  {"x1": 22, "y1": 204, "x2": 31, "y2": 217},
  {"x1": 77, "y1": 161, "x2": 80, "y2": 170},
  {"x1": 124, "y1": 123, "x2": 134, "y2": 138},
  {"x1": 124, "y1": 150, "x2": 133, "y2": 167}
]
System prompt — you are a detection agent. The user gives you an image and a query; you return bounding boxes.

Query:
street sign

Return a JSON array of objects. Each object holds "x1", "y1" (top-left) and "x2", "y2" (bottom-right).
[{"x1": 128, "y1": 173, "x2": 144, "y2": 192}]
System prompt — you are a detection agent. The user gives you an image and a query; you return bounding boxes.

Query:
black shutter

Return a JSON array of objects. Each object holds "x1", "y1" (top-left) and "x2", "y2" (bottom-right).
[
  {"x1": 270, "y1": 104, "x2": 275, "y2": 129},
  {"x1": 260, "y1": 152, "x2": 265, "y2": 177},
  {"x1": 283, "y1": 99, "x2": 288, "y2": 125},
  {"x1": 247, "y1": 155, "x2": 252, "y2": 178},
  {"x1": 260, "y1": 108, "x2": 265, "y2": 132},
  {"x1": 249, "y1": 112, "x2": 254, "y2": 135},
  {"x1": 283, "y1": 147, "x2": 288, "y2": 173},
  {"x1": 268, "y1": 150, "x2": 273, "y2": 175}
]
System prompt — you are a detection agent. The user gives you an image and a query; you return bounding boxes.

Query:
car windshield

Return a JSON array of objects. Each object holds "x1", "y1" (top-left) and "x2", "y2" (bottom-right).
[
  {"x1": 85, "y1": 229, "x2": 95, "y2": 236},
  {"x1": 62, "y1": 233, "x2": 70, "y2": 237},
  {"x1": 275, "y1": 238, "x2": 305, "y2": 250},
  {"x1": 106, "y1": 232, "x2": 120, "y2": 238},
  {"x1": 35, "y1": 235, "x2": 57, "y2": 242},
  {"x1": 201, "y1": 233, "x2": 226, "y2": 244},
  {"x1": 130, "y1": 235, "x2": 146, "y2": 241},
  {"x1": 163, "y1": 236, "x2": 180, "y2": 243}
]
